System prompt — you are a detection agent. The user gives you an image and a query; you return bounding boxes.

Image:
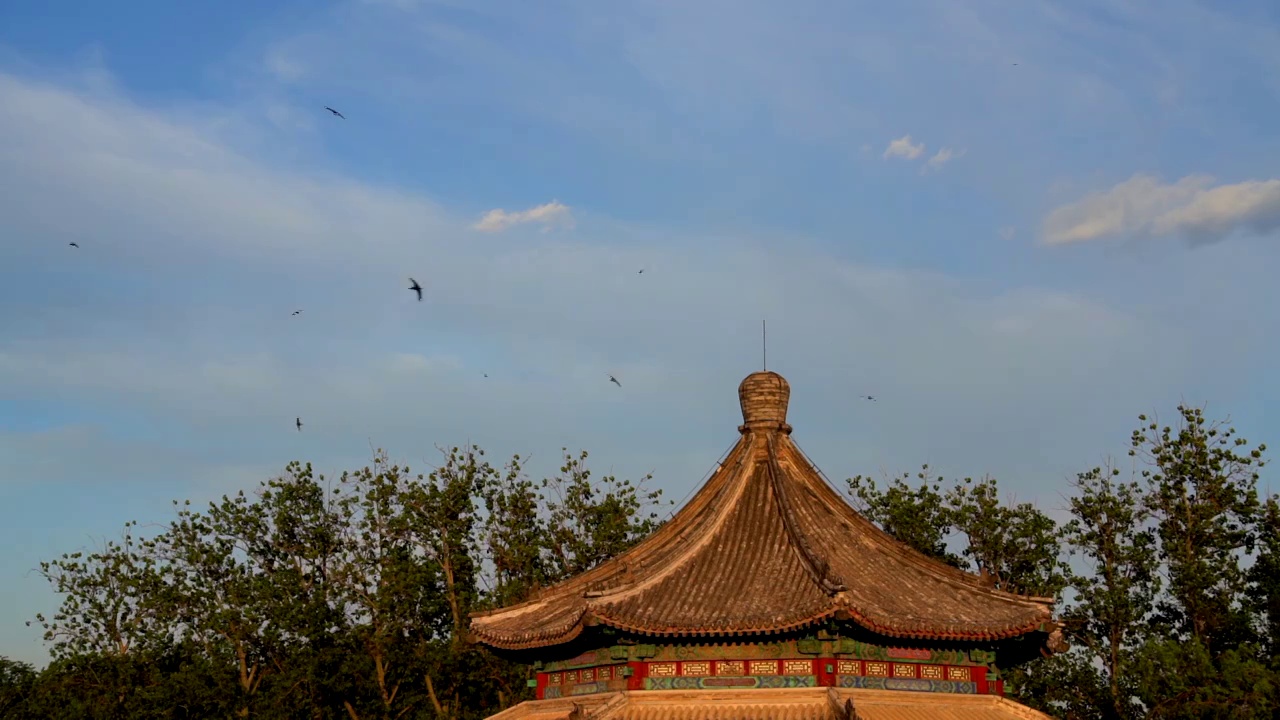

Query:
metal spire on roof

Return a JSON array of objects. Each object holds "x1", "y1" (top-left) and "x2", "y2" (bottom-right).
[{"x1": 762, "y1": 319, "x2": 767, "y2": 371}]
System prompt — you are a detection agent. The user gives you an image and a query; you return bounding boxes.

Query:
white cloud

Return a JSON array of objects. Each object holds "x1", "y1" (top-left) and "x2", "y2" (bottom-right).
[
  {"x1": 924, "y1": 147, "x2": 963, "y2": 172},
  {"x1": 1042, "y1": 173, "x2": 1280, "y2": 246},
  {"x1": 472, "y1": 201, "x2": 575, "y2": 233},
  {"x1": 883, "y1": 134, "x2": 925, "y2": 160}
]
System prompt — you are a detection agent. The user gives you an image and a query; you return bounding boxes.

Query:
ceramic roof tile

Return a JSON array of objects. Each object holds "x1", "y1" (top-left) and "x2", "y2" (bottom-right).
[{"x1": 482, "y1": 689, "x2": 1056, "y2": 720}]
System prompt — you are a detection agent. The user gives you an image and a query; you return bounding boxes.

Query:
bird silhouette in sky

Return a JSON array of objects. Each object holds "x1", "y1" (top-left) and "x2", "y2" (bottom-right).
[
  {"x1": 324, "y1": 106, "x2": 345, "y2": 119},
  {"x1": 609, "y1": 374, "x2": 622, "y2": 387},
  {"x1": 68, "y1": 242, "x2": 79, "y2": 248},
  {"x1": 408, "y1": 278, "x2": 423, "y2": 301},
  {"x1": 862, "y1": 395, "x2": 876, "y2": 402},
  {"x1": 292, "y1": 310, "x2": 302, "y2": 316},
  {"x1": 638, "y1": 268, "x2": 644, "y2": 274},
  {"x1": 296, "y1": 417, "x2": 303, "y2": 431}
]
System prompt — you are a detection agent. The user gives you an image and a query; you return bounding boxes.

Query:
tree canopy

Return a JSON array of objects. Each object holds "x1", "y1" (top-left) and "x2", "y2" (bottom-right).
[
  {"x1": 3, "y1": 405, "x2": 1276, "y2": 718},
  {"x1": 849, "y1": 405, "x2": 1278, "y2": 719}
]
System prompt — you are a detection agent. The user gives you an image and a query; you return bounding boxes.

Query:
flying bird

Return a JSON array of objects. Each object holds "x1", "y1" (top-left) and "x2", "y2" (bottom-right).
[
  {"x1": 292, "y1": 310, "x2": 302, "y2": 316},
  {"x1": 296, "y1": 417, "x2": 303, "y2": 431},
  {"x1": 609, "y1": 374, "x2": 622, "y2": 388},
  {"x1": 638, "y1": 268, "x2": 645, "y2": 274},
  {"x1": 408, "y1": 278, "x2": 423, "y2": 301},
  {"x1": 324, "y1": 106, "x2": 345, "y2": 119},
  {"x1": 68, "y1": 242, "x2": 79, "y2": 248},
  {"x1": 862, "y1": 395, "x2": 876, "y2": 402}
]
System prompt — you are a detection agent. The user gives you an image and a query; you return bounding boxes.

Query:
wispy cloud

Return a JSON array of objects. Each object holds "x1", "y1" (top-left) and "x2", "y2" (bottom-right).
[
  {"x1": 0, "y1": 67, "x2": 1214, "y2": 493},
  {"x1": 472, "y1": 201, "x2": 575, "y2": 233},
  {"x1": 1042, "y1": 174, "x2": 1280, "y2": 246},
  {"x1": 883, "y1": 135, "x2": 925, "y2": 161},
  {"x1": 263, "y1": 47, "x2": 305, "y2": 83},
  {"x1": 924, "y1": 147, "x2": 963, "y2": 173}
]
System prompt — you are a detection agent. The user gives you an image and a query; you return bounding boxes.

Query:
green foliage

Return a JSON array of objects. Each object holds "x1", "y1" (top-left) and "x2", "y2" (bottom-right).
[
  {"x1": 849, "y1": 404, "x2": 1278, "y2": 718},
  {"x1": 948, "y1": 475, "x2": 1067, "y2": 599},
  {"x1": 0, "y1": 656, "x2": 38, "y2": 719},
  {"x1": 17, "y1": 443, "x2": 667, "y2": 719},
  {"x1": 1057, "y1": 462, "x2": 1160, "y2": 720},
  {"x1": 1247, "y1": 497, "x2": 1280, "y2": 658},
  {"x1": 1130, "y1": 406, "x2": 1265, "y2": 651},
  {"x1": 541, "y1": 449, "x2": 670, "y2": 579},
  {"x1": 33, "y1": 521, "x2": 172, "y2": 660}
]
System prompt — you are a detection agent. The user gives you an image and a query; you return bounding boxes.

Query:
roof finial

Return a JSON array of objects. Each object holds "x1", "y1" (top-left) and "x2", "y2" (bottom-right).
[{"x1": 762, "y1": 319, "x2": 767, "y2": 371}]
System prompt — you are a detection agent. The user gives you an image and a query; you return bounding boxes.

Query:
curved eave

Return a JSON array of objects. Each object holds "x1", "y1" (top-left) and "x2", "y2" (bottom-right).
[
  {"x1": 471, "y1": 605, "x2": 589, "y2": 651},
  {"x1": 472, "y1": 602, "x2": 1054, "y2": 651},
  {"x1": 836, "y1": 605, "x2": 1053, "y2": 643}
]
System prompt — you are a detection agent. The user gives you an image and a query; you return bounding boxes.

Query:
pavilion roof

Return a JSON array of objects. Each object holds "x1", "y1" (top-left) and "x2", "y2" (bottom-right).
[{"x1": 470, "y1": 371, "x2": 1057, "y2": 651}]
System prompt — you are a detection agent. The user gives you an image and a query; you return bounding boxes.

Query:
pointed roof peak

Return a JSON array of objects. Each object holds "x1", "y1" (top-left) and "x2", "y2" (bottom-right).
[{"x1": 738, "y1": 371, "x2": 791, "y2": 434}]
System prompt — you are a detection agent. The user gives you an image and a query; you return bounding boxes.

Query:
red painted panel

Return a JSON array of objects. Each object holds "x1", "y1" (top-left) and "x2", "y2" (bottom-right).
[
  {"x1": 972, "y1": 665, "x2": 988, "y2": 694},
  {"x1": 627, "y1": 661, "x2": 646, "y2": 691},
  {"x1": 815, "y1": 658, "x2": 835, "y2": 687}
]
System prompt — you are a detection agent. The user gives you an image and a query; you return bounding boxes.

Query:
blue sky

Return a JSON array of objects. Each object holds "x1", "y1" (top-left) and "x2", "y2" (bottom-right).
[{"x1": 3, "y1": 0, "x2": 1280, "y2": 666}]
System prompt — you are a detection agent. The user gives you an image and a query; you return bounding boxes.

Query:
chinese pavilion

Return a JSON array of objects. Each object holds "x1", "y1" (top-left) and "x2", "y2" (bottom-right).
[{"x1": 471, "y1": 371, "x2": 1067, "y2": 719}]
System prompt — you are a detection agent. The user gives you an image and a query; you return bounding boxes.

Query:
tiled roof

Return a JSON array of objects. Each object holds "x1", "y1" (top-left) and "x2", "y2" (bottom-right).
[
  {"x1": 482, "y1": 688, "x2": 1057, "y2": 720},
  {"x1": 470, "y1": 372, "x2": 1057, "y2": 650}
]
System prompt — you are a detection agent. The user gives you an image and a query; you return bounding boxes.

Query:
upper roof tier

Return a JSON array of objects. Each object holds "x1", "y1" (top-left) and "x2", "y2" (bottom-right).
[{"x1": 470, "y1": 371, "x2": 1057, "y2": 651}]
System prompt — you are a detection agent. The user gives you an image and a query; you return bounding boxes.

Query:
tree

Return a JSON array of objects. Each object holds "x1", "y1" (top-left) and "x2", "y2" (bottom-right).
[
  {"x1": 1247, "y1": 495, "x2": 1280, "y2": 659},
  {"x1": 946, "y1": 475, "x2": 1067, "y2": 599},
  {"x1": 1130, "y1": 406, "x2": 1265, "y2": 651},
  {"x1": 0, "y1": 656, "x2": 38, "y2": 719},
  {"x1": 158, "y1": 463, "x2": 347, "y2": 717},
  {"x1": 33, "y1": 521, "x2": 172, "y2": 661},
  {"x1": 479, "y1": 452, "x2": 547, "y2": 609},
  {"x1": 1057, "y1": 462, "x2": 1160, "y2": 720},
  {"x1": 541, "y1": 449, "x2": 668, "y2": 580},
  {"x1": 1118, "y1": 406, "x2": 1280, "y2": 719},
  {"x1": 327, "y1": 452, "x2": 439, "y2": 720},
  {"x1": 17, "y1": 442, "x2": 663, "y2": 719}
]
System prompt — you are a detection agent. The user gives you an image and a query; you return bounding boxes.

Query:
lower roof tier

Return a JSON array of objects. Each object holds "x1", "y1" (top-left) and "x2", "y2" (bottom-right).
[{"x1": 483, "y1": 687, "x2": 1056, "y2": 720}]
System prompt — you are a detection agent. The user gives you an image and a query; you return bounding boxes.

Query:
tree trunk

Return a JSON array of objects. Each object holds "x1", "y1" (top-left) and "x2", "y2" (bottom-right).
[
  {"x1": 426, "y1": 674, "x2": 447, "y2": 719},
  {"x1": 438, "y1": 528, "x2": 465, "y2": 640}
]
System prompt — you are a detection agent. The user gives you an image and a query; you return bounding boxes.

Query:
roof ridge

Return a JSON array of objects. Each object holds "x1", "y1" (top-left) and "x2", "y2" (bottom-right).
[
  {"x1": 780, "y1": 437, "x2": 1055, "y2": 606},
  {"x1": 764, "y1": 432, "x2": 848, "y2": 595},
  {"x1": 579, "y1": 437, "x2": 759, "y2": 605},
  {"x1": 468, "y1": 440, "x2": 752, "y2": 621}
]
